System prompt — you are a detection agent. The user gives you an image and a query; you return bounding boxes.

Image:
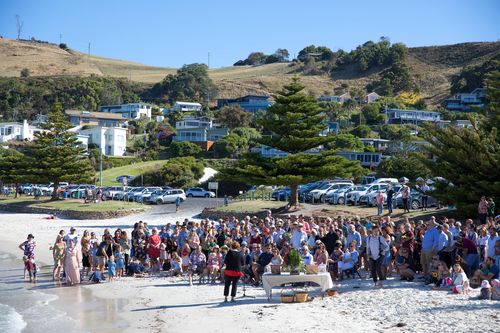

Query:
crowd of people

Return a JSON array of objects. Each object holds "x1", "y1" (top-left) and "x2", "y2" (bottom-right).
[{"x1": 19, "y1": 204, "x2": 500, "y2": 301}]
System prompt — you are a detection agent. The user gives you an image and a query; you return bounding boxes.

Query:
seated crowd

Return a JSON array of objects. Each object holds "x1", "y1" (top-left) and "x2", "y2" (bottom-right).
[{"x1": 37, "y1": 211, "x2": 500, "y2": 300}]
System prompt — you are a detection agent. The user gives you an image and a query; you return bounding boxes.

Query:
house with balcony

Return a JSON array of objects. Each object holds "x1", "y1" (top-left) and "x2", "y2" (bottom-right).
[
  {"x1": 66, "y1": 110, "x2": 126, "y2": 128},
  {"x1": 173, "y1": 116, "x2": 228, "y2": 151},
  {"x1": 171, "y1": 101, "x2": 203, "y2": 113},
  {"x1": 336, "y1": 151, "x2": 383, "y2": 167},
  {"x1": 0, "y1": 120, "x2": 43, "y2": 143},
  {"x1": 443, "y1": 88, "x2": 486, "y2": 111},
  {"x1": 360, "y1": 138, "x2": 390, "y2": 151},
  {"x1": 385, "y1": 109, "x2": 441, "y2": 125},
  {"x1": 217, "y1": 95, "x2": 272, "y2": 113},
  {"x1": 100, "y1": 103, "x2": 152, "y2": 119}
]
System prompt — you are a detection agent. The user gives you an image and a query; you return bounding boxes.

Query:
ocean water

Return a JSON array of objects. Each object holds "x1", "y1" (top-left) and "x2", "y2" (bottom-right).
[{"x1": 0, "y1": 252, "x2": 128, "y2": 333}]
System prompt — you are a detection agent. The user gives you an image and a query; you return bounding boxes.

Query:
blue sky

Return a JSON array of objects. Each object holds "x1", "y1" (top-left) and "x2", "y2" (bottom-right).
[{"x1": 1, "y1": 0, "x2": 499, "y2": 68}]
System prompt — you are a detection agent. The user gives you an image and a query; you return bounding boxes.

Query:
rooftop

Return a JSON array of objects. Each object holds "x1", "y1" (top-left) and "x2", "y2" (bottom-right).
[{"x1": 65, "y1": 110, "x2": 125, "y2": 120}]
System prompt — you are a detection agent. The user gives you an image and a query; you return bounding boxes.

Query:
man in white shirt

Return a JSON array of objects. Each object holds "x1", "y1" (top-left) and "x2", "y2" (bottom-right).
[
  {"x1": 64, "y1": 227, "x2": 78, "y2": 248},
  {"x1": 487, "y1": 226, "x2": 499, "y2": 259},
  {"x1": 290, "y1": 222, "x2": 307, "y2": 250},
  {"x1": 366, "y1": 226, "x2": 389, "y2": 287}
]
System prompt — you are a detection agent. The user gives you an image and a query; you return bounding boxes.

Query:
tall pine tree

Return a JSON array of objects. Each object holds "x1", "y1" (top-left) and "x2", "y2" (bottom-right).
[
  {"x1": 220, "y1": 78, "x2": 363, "y2": 206},
  {"x1": 421, "y1": 64, "x2": 500, "y2": 216},
  {"x1": 0, "y1": 149, "x2": 28, "y2": 198},
  {"x1": 26, "y1": 101, "x2": 93, "y2": 199}
]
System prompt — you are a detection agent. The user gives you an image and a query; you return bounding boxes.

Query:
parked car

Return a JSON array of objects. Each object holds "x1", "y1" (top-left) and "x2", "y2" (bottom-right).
[
  {"x1": 271, "y1": 187, "x2": 291, "y2": 201},
  {"x1": 124, "y1": 187, "x2": 144, "y2": 201},
  {"x1": 133, "y1": 187, "x2": 162, "y2": 202},
  {"x1": 186, "y1": 187, "x2": 215, "y2": 198},
  {"x1": 346, "y1": 184, "x2": 389, "y2": 205},
  {"x1": 116, "y1": 175, "x2": 135, "y2": 183},
  {"x1": 327, "y1": 185, "x2": 366, "y2": 205},
  {"x1": 395, "y1": 189, "x2": 439, "y2": 209},
  {"x1": 69, "y1": 185, "x2": 96, "y2": 198},
  {"x1": 150, "y1": 189, "x2": 186, "y2": 204},
  {"x1": 308, "y1": 182, "x2": 353, "y2": 202},
  {"x1": 103, "y1": 186, "x2": 130, "y2": 200}
]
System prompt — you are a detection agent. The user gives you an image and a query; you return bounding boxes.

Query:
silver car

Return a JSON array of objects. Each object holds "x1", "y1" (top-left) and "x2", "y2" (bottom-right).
[{"x1": 149, "y1": 189, "x2": 186, "y2": 204}]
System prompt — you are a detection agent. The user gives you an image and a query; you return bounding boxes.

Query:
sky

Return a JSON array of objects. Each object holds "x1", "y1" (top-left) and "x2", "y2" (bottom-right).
[{"x1": 1, "y1": 0, "x2": 499, "y2": 68}]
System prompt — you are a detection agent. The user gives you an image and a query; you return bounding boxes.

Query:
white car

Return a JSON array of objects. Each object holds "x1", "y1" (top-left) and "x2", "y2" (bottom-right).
[
  {"x1": 103, "y1": 186, "x2": 130, "y2": 200},
  {"x1": 149, "y1": 189, "x2": 186, "y2": 204},
  {"x1": 186, "y1": 187, "x2": 216, "y2": 198},
  {"x1": 308, "y1": 182, "x2": 353, "y2": 202},
  {"x1": 134, "y1": 187, "x2": 162, "y2": 202},
  {"x1": 346, "y1": 183, "x2": 388, "y2": 205}
]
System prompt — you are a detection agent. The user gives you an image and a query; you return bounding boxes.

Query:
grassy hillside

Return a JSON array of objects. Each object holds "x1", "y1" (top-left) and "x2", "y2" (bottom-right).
[
  {"x1": 98, "y1": 160, "x2": 168, "y2": 186},
  {"x1": 1, "y1": 38, "x2": 498, "y2": 105}
]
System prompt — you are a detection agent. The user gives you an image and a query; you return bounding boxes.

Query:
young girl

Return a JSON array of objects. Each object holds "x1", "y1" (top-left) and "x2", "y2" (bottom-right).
[
  {"x1": 169, "y1": 252, "x2": 182, "y2": 276},
  {"x1": 181, "y1": 244, "x2": 191, "y2": 273},
  {"x1": 159, "y1": 238, "x2": 167, "y2": 270},
  {"x1": 452, "y1": 264, "x2": 469, "y2": 294},
  {"x1": 114, "y1": 245, "x2": 125, "y2": 278},
  {"x1": 107, "y1": 255, "x2": 116, "y2": 281},
  {"x1": 207, "y1": 247, "x2": 221, "y2": 283},
  {"x1": 90, "y1": 241, "x2": 99, "y2": 272}
]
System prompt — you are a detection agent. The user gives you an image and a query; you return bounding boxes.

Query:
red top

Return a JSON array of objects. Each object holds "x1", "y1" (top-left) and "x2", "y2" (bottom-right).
[
  {"x1": 224, "y1": 269, "x2": 243, "y2": 277},
  {"x1": 148, "y1": 234, "x2": 161, "y2": 259}
]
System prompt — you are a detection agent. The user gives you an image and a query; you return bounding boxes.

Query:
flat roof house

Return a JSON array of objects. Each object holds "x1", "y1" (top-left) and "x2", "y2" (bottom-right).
[
  {"x1": 0, "y1": 120, "x2": 43, "y2": 143},
  {"x1": 171, "y1": 102, "x2": 203, "y2": 113},
  {"x1": 217, "y1": 95, "x2": 272, "y2": 113},
  {"x1": 65, "y1": 110, "x2": 126, "y2": 128},
  {"x1": 100, "y1": 103, "x2": 152, "y2": 119},
  {"x1": 385, "y1": 109, "x2": 440, "y2": 125}
]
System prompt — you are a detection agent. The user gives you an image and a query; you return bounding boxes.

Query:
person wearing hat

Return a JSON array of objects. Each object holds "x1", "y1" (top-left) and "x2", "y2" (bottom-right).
[{"x1": 290, "y1": 221, "x2": 307, "y2": 250}]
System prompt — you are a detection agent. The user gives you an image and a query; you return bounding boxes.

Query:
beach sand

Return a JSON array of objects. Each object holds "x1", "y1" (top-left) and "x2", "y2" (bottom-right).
[{"x1": 0, "y1": 211, "x2": 499, "y2": 333}]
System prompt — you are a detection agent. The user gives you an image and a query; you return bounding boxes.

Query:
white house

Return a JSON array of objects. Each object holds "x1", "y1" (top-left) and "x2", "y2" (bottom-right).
[
  {"x1": 364, "y1": 92, "x2": 380, "y2": 104},
  {"x1": 319, "y1": 93, "x2": 351, "y2": 104},
  {"x1": 100, "y1": 103, "x2": 152, "y2": 120},
  {"x1": 78, "y1": 126, "x2": 127, "y2": 156},
  {"x1": 171, "y1": 102, "x2": 203, "y2": 113},
  {"x1": 175, "y1": 116, "x2": 213, "y2": 129},
  {"x1": 0, "y1": 120, "x2": 43, "y2": 143}
]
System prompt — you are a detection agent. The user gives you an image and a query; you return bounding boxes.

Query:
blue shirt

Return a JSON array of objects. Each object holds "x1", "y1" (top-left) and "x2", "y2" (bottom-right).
[
  {"x1": 437, "y1": 231, "x2": 448, "y2": 252},
  {"x1": 422, "y1": 227, "x2": 439, "y2": 252},
  {"x1": 302, "y1": 253, "x2": 314, "y2": 265},
  {"x1": 346, "y1": 232, "x2": 362, "y2": 250}
]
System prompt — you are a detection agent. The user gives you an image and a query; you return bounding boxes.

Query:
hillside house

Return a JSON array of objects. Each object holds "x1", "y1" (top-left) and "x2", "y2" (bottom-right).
[
  {"x1": 171, "y1": 102, "x2": 203, "y2": 113},
  {"x1": 216, "y1": 95, "x2": 272, "y2": 113},
  {"x1": 319, "y1": 93, "x2": 351, "y2": 104},
  {"x1": 385, "y1": 109, "x2": 440, "y2": 125},
  {"x1": 66, "y1": 110, "x2": 126, "y2": 128},
  {"x1": 173, "y1": 116, "x2": 228, "y2": 151},
  {"x1": 0, "y1": 120, "x2": 43, "y2": 143},
  {"x1": 77, "y1": 126, "x2": 127, "y2": 156},
  {"x1": 364, "y1": 92, "x2": 380, "y2": 104},
  {"x1": 100, "y1": 103, "x2": 152, "y2": 119},
  {"x1": 443, "y1": 88, "x2": 485, "y2": 111}
]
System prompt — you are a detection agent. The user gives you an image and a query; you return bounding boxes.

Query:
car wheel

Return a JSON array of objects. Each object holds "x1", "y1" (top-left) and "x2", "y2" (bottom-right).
[
  {"x1": 320, "y1": 195, "x2": 325, "y2": 203},
  {"x1": 187, "y1": 194, "x2": 193, "y2": 197},
  {"x1": 204, "y1": 194, "x2": 209, "y2": 198},
  {"x1": 156, "y1": 199, "x2": 162, "y2": 205},
  {"x1": 411, "y1": 200, "x2": 420, "y2": 210},
  {"x1": 337, "y1": 197, "x2": 345, "y2": 205}
]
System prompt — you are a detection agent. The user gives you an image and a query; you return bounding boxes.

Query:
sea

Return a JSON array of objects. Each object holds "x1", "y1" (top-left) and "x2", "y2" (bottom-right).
[{"x1": 0, "y1": 252, "x2": 128, "y2": 333}]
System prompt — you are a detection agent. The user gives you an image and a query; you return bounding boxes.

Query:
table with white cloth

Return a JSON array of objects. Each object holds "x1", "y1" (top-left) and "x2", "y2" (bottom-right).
[{"x1": 262, "y1": 272, "x2": 333, "y2": 300}]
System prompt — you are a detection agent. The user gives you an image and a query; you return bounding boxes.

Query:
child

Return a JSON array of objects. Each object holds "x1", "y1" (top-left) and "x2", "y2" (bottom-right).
[
  {"x1": 452, "y1": 264, "x2": 469, "y2": 295},
  {"x1": 207, "y1": 248, "x2": 221, "y2": 283},
  {"x1": 25, "y1": 257, "x2": 37, "y2": 282},
  {"x1": 181, "y1": 244, "x2": 191, "y2": 273},
  {"x1": 159, "y1": 239, "x2": 167, "y2": 270},
  {"x1": 169, "y1": 252, "x2": 182, "y2": 276},
  {"x1": 114, "y1": 245, "x2": 125, "y2": 278},
  {"x1": 107, "y1": 255, "x2": 116, "y2": 281},
  {"x1": 89, "y1": 268, "x2": 104, "y2": 283},
  {"x1": 90, "y1": 241, "x2": 98, "y2": 272},
  {"x1": 479, "y1": 280, "x2": 492, "y2": 300},
  {"x1": 22, "y1": 256, "x2": 28, "y2": 279}
]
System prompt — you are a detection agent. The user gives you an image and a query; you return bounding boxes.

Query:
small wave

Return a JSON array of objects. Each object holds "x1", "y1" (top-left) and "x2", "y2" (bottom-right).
[{"x1": 0, "y1": 303, "x2": 27, "y2": 333}]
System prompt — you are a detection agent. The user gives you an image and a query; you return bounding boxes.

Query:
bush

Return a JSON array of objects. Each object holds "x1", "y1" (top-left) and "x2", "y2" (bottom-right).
[
  {"x1": 168, "y1": 141, "x2": 202, "y2": 157},
  {"x1": 20, "y1": 68, "x2": 30, "y2": 77},
  {"x1": 59, "y1": 43, "x2": 69, "y2": 50}
]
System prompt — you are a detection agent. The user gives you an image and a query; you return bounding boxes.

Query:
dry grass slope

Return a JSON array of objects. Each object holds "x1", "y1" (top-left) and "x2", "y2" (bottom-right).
[{"x1": 1, "y1": 38, "x2": 498, "y2": 105}]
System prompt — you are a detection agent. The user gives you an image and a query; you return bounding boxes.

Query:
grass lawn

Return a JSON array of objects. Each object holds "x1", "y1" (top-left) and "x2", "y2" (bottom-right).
[
  {"x1": 212, "y1": 200, "x2": 287, "y2": 214},
  {"x1": 98, "y1": 160, "x2": 169, "y2": 186},
  {"x1": 0, "y1": 197, "x2": 147, "y2": 212}
]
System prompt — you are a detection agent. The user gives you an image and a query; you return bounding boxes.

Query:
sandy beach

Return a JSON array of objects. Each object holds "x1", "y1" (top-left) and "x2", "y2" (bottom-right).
[{"x1": 1, "y1": 210, "x2": 499, "y2": 333}]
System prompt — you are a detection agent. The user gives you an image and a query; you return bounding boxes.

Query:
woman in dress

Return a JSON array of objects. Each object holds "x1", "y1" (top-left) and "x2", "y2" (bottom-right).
[
  {"x1": 52, "y1": 235, "x2": 65, "y2": 280},
  {"x1": 64, "y1": 241, "x2": 81, "y2": 286},
  {"x1": 19, "y1": 234, "x2": 36, "y2": 281},
  {"x1": 148, "y1": 228, "x2": 161, "y2": 262}
]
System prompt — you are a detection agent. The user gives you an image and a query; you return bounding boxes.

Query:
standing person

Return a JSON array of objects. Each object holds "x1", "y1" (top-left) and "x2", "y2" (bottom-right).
[
  {"x1": 148, "y1": 228, "x2": 161, "y2": 263},
  {"x1": 52, "y1": 235, "x2": 65, "y2": 280},
  {"x1": 118, "y1": 231, "x2": 131, "y2": 272},
  {"x1": 366, "y1": 226, "x2": 389, "y2": 287},
  {"x1": 401, "y1": 186, "x2": 410, "y2": 213},
  {"x1": 487, "y1": 198, "x2": 495, "y2": 226},
  {"x1": 19, "y1": 234, "x2": 37, "y2": 282},
  {"x1": 175, "y1": 196, "x2": 181, "y2": 213},
  {"x1": 421, "y1": 217, "x2": 439, "y2": 277},
  {"x1": 386, "y1": 185, "x2": 395, "y2": 216},
  {"x1": 64, "y1": 227, "x2": 78, "y2": 248},
  {"x1": 478, "y1": 196, "x2": 488, "y2": 225},
  {"x1": 64, "y1": 241, "x2": 81, "y2": 286},
  {"x1": 420, "y1": 182, "x2": 430, "y2": 211},
  {"x1": 375, "y1": 191, "x2": 384, "y2": 216},
  {"x1": 223, "y1": 241, "x2": 244, "y2": 303},
  {"x1": 81, "y1": 230, "x2": 91, "y2": 277}
]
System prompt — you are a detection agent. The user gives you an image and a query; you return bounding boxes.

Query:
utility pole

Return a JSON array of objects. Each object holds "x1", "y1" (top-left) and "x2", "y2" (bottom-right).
[
  {"x1": 99, "y1": 147, "x2": 103, "y2": 188},
  {"x1": 88, "y1": 42, "x2": 91, "y2": 68},
  {"x1": 59, "y1": 33, "x2": 62, "y2": 44},
  {"x1": 207, "y1": 52, "x2": 210, "y2": 68}
]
